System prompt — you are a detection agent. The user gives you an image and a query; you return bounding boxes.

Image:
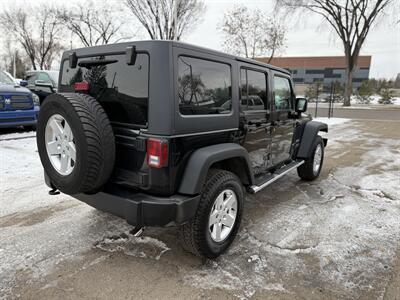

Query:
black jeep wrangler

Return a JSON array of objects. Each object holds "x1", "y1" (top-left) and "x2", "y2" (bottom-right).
[{"x1": 36, "y1": 41, "x2": 327, "y2": 258}]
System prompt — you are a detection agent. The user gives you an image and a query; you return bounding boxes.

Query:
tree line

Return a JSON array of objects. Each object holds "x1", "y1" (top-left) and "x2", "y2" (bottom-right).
[
  {"x1": 0, "y1": 0, "x2": 396, "y2": 107},
  {"x1": 0, "y1": 0, "x2": 285, "y2": 78},
  {"x1": 305, "y1": 74, "x2": 400, "y2": 104}
]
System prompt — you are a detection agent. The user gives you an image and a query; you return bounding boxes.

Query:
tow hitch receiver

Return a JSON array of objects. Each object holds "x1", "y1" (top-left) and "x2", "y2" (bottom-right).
[
  {"x1": 130, "y1": 227, "x2": 144, "y2": 237},
  {"x1": 48, "y1": 188, "x2": 60, "y2": 195}
]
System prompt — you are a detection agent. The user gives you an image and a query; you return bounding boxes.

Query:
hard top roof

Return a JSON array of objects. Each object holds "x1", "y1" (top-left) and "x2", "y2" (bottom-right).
[{"x1": 65, "y1": 40, "x2": 290, "y2": 75}]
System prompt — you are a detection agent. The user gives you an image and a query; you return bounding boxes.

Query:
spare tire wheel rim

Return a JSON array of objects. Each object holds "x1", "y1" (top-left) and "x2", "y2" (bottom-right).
[
  {"x1": 313, "y1": 144, "x2": 322, "y2": 175},
  {"x1": 208, "y1": 189, "x2": 238, "y2": 242},
  {"x1": 45, "y1": 114, "x2": 76, "y2": 176}
]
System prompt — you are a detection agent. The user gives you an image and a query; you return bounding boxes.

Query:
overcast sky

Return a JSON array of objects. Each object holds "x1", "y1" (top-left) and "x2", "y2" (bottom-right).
[{"x1": 3, "y1": 0, "x2": 399, "y2": 79}]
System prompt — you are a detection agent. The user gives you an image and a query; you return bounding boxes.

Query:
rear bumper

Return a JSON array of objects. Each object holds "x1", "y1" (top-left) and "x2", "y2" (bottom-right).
[
  {"x1": 75, "y1": 189, "x2": 200, "y2": 227},
  {"x1": 45, "y1": 173, "x2": 200, "y2": 227},
  {"x1": 0, "y1": 107, "x2": 39, "y2": 128}
]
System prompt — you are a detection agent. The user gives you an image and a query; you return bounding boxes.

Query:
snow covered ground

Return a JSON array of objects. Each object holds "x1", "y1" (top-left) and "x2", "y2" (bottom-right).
[
  {"x1": 1, "y1": 119, "x2": 400, "y2": 299},
  {"x1": 314, "y1": 117, "x2": 350, "y2": 126}
]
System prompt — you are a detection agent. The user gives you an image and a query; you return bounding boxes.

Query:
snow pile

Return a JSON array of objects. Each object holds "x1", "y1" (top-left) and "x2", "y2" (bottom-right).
[
  {"x1": 365, "y1": 95, "x2": 400, "y2": 106},
  {"x1": 94, "y1": 232, "x2": 170, "y2": 260},
  {"x1": 349, "y1": 94, "x2": 400, "y2": 106},
  {"x1": 393, "y1": 97, "x2": 400, "y2": 105}
]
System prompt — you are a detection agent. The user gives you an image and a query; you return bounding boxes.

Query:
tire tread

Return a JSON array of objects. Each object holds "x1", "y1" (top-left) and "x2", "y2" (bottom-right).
[
  {"x1": 179, "y1": 169, "x2": 243, "y2": 258},
  {"x1": 37, "y1": 93, "x2": 115, "y2": 194},
  {"x1": 297, "y1": 136, "x2": 324, "y2": 181}
]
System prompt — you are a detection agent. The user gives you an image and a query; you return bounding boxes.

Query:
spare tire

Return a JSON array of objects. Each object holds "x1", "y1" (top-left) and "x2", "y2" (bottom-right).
[{"x1": 37, "y1": 93, "x2": 115, "y2": 194}]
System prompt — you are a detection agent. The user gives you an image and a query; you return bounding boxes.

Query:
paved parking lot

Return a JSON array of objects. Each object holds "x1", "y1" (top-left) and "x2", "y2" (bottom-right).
[{"x1": 1, "y1": 117, "x2": 399, "y2": 299}]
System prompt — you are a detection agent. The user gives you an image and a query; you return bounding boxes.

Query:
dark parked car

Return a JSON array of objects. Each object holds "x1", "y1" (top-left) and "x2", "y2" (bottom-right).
[
  {"x1": 36, "y1": 41, "x2": 327, "y2": 258},
  {"x1": 22, "y1": 70, "x2": 59, "y2": 103},
  {"x1": 0, "y1": 70, "x2": 40, "y2": 129}
]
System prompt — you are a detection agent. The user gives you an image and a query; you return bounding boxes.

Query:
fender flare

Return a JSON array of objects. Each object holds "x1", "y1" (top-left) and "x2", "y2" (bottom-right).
[
  {"x1": 297, "y1": 121, "x2": 328, "y2": 159},
  {"x1": 178, "y1": 143, "x2": 254, "y2": 195}
]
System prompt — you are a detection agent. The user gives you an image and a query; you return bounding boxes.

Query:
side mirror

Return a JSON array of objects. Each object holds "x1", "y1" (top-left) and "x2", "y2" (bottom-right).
[
  {"x1": 35, "y1": 80, "x2": 53, "y2": 88},
  {"x1": 19, "y1": 80, "x2": 28, "y2": 87},
  {"x1": 295, "y1": 97, "x2": 308, "y2": 113}
]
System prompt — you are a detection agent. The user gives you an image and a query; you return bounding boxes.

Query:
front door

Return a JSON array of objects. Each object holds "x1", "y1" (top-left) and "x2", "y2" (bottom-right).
[
  {"x1": 239, "y1": 67, "x2": 272, "y2": 176},
  {"x1": 271, "y1": 75, "x2": 296, "y2": 165}
]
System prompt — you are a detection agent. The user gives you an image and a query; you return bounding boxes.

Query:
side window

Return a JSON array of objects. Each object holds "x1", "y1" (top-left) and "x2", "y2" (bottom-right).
[
  {"x1": 240, "y1": 68, "x2": 268, "y2": 110},
  {"x1": 240, "y1": 69, "x2": 248, "y2": 108},
  {"x1": 178, "y1": 56, "x2": 232, "y2": 115},
  {"x1": 274, "y1": 76, "x2": 293, "y2": 111}
]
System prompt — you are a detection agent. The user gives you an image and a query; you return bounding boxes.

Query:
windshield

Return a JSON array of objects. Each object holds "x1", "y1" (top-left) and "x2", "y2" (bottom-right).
[{"x1": 0, "y1": 71, "x2": 15, "y2": 85}]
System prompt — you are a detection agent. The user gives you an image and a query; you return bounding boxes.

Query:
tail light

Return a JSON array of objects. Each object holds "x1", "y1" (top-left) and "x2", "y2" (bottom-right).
[
  {"x1": 147, "y1": 138, "x2": 168, "y2": 168},
  {"x1": 74, "y1": 81, "x2": 89, "y2": 92}
]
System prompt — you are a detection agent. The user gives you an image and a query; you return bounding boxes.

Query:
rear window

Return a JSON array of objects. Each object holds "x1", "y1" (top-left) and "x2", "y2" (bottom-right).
[
  {"x1": 177, "y1": 56, "x2": 232, "y2": 115},
  {"x1": 60, "y1": 53, "x2": 149, "y2": 126}
]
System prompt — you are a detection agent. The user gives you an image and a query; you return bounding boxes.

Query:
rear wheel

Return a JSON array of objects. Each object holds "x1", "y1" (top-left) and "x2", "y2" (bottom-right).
[
  {"x1": 37, "y1": 93, "x2": 115, "y2": 194},
  {"x1": 297, "y1": 135, "x2": 324, "y2": 181},
  {"x1": 179, "y1": 169, "x2": 244, "y2": 259}
]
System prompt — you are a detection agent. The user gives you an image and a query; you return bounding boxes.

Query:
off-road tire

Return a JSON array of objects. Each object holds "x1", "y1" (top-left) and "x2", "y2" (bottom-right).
[
  {"x1": 179, "y1": 169, "x2": 244, "y2": 259},
  {"x1": 37, "y1": 93, "x2": 115, "y2": 194},
  {"x1": 297, "y1": 135, "x2": 324, "y2": 181}
]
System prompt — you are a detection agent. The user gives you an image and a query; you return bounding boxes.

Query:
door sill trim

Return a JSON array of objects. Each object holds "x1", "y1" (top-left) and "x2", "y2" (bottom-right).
[{"x1": 249, "y1": 160, "x2": 304, "y2": 193}]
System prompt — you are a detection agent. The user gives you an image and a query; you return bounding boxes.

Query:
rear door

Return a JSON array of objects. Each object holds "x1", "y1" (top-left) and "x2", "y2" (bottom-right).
[
  {"x1": 270, "y1": 74, "x2": 296, "y2": 165},
  {"x1": 239, "y1": 66, "x2": 272, "y2": 175}
]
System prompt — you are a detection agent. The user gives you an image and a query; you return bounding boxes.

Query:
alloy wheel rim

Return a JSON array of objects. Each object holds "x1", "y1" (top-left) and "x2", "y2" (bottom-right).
[
  {"x1": 45, "y1": 114, "x2": 76, "y2": 176},
  {"x1": 313, "y1": 144, "x2": 322, "y2": 175},
  {"x1": 208, "y1": 189, "x2": 238, "y2": 242}
]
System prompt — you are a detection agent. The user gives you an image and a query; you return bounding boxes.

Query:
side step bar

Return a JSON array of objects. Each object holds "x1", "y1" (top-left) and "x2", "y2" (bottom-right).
[{"x1": 249, "y1": 160, "x2": 305, "y2": 193}]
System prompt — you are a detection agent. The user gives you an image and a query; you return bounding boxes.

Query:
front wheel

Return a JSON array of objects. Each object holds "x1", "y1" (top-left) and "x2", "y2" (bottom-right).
[
  {"x1": 179, "y1": 169, "x2": 244, "y2": 259},
  {"x1": 297, "y1": 135, "x2": 324, "y2": 181}
]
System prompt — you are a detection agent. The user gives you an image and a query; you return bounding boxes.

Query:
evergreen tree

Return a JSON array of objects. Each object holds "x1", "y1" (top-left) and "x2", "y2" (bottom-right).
[{"x1": 358, "y1": 80, "x2": 374, "y2": 104}]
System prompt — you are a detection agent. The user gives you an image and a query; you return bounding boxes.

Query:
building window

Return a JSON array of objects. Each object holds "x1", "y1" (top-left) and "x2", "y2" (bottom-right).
[{"x1": 305, "y1": 69, "x2": 326, "y2": 74}]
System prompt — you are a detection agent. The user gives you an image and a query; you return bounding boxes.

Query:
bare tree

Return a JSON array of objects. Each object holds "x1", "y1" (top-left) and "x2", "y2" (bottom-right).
[
  {"x1": 276, "y1": 0, "x2": 394, "y2": 106},
  {"x1": 124, "y1": 0, "x2": 205, "y2": 40},
  {"x1": 220, "y1": 5, "x2": 286, "y2": 61},
  {"x1": 0, "y1": 38, "x2": 29, "y2": 78},
  {"x1": 0, "y1": 5, "x2": 65, "y2": 70},
  {"x1": 59, "y1": 1, "x2": 131, "y2": 47}
]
